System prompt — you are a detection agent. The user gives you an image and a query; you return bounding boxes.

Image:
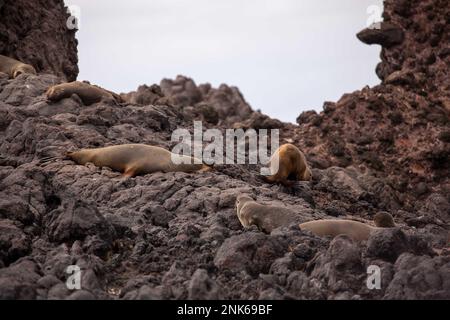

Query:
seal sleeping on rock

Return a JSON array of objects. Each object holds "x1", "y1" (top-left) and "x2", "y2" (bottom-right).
[
  {"x1": 67, "y1": 144, "x2": 212, "y2": 177},
  {"x1": 299, "y1": 212, "x2": 396, "y2": 242},
  {"x1": 0, "y1": 54, "x2": 36, "y2": 78},
  {"x1": 236, "y1": 195, "x2": 395, "y2": 240},
  {"x1": 46, "y1": 81, "x2": 123, "y2": 105},
  {"x1": 263, "y1": 143, "x2": 312, "y2": 187}
]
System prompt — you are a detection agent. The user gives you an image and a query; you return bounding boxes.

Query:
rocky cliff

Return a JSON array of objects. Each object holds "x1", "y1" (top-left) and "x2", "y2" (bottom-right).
[
  {"x1": 0, "y1": 0, "x2": 78, "y2": 81},
  {"x1": 0, "y1": 0, "x2": 448, "y2": 300}
]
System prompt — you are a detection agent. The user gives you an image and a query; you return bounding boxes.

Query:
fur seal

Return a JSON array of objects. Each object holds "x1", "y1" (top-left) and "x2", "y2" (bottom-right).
[
  {"x1": 236, "y1": 195, "x2": 299, "y2": 233},
  {"x1": 46, "y1": 81, "x2": 123, "y2": 106},
  {"x1": 299, "y1": 212, "x2": 396, "y2": 241},
  {"x1": 263, "y1": 144, "x2": 312, "y2": 186},
  {"x1": 0, "y1": 54, "x2": 36, "y2": 78},
  {"x1": 67, "y1": 144, "x2": 211, "y2": 177}
]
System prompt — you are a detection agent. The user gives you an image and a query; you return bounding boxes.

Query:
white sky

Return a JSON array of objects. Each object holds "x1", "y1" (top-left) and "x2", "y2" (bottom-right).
[{"x1": 64, "y1": 0, "x2": 383, "y2": 123}]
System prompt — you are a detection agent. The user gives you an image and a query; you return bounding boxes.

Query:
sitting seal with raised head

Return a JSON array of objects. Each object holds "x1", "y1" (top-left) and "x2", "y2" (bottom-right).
[{"x1": 263, "y1": 143, "x2": 312, "y2": 187}]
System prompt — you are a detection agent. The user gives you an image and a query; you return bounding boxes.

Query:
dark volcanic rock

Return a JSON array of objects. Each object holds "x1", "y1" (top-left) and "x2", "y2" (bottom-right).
[
  {"x1": 0, "y1": 0, "x2": 448, "y2": 301},
  {"x1": 357, "y1": 22, "x2": 404, "y2": 48},
  {"x1": 367, "y1": 228, "x2": 433, "y2": 262},
  {"x1": 366, "y1": 228, "x2": 410, "y2": 262},
  {"x1": 214, "y1": 232, "x2": 285, "y2": 277},
  {"x1": 418, "y1": 193, "x2": 450, "y2": 223},
  {"x1": 233, "y1": 112, "x2": 283, "y2": 130},
  {"x1": 0, "y1": 259, "x2": 41, "y2": 299},
  {"x1": 0, "y1": 219, "x2": 31, "y2": 266},
  {"x1": 46, "y1": 199, "x2": 116, "y2": 245},
  {"x1": 120, "y1": 84, "x2": 168, "y2": 106},
  {"x1": 160, "y1": 75, "x2": 254, "y2": 125},
  {"x1": 310, "y1": 236, "x2": 364, "y2": 296},
  {"x1": 188, "y1": 269, "x2": 222, "y2": 300},
  {"x1": 0, "y1": 0, "x2": 78, "y2": 81},
  {"x1": 384, "y1": 253, "x2": 450, "y2": 299}
]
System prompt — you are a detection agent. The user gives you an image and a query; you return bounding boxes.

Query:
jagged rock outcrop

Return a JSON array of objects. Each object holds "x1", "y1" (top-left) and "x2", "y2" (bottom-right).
[
  {"x1": 293, "y1": 0, "x2": 449, "y2": 223},
  {"x1": 373, "y1": 0, "x2": 449, "y2": 89},
  {"x1": 0, "y1": 0, "x2": 78, "y2": 81},
  {"x1": 357, "y1": 22, "x2": 405, "y2": 48},
  {"x1": 120, "y1": 84, "x2": 169, "y2": 106},
  {"x1": 0, "y1": 0, "x2": 448, "y2": 300},
  {"x1": 160, "y1": 75, "x2": 254, "y2": 125}
]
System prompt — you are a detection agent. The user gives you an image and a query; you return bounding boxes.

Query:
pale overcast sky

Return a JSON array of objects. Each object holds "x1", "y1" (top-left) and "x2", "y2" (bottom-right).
[{"x1": 64, "y1": 0, "x2": 383, "y2": 123}]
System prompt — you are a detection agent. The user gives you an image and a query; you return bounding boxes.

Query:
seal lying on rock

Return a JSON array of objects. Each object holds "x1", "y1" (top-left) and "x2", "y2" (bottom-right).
[
  {"x1": 0, "y1": 54, "x2": 36, "y2": 78},
  {"x1": 299, "y1": 212, "x2": 396, "y2": 241},
  {"x1": 263, "y1": 144, "x2": 312, "y2": 187},
  {"x1": 236, "y1": 195, "x2": 300, "y2": 233},
  {"x1": 67, "y1": 144, "x2": 212, "y2": 177},
  {"x1": 46, "y1": 81, "x2": 123, "y2": 105},
  {"x1": 235, "y1": 195, "x2": 395, "y2": 239}
]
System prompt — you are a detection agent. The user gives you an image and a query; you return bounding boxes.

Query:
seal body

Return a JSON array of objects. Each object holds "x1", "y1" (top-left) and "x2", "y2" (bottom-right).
[
  {"x1": 236, "y1": 195, "x2": 299, "y2": 233},
  {"x1": 67, "y1": 144, "x2": 210, "y2": 177},
  {"x1": 46, "y1": 81, "x2": 123, "y2": 105},
  {"x1": 299, "y1": 212, "x2": 395, "y2": 241},
  {"x1": 299, "y1": 220, "x2": 380, "y2": 241},
  {"x1": 264, "y1": 144, "x2": 311, "y2": 186},
  {"x1": 0, "y1": 55, "x2": 36, "y2": 78}
]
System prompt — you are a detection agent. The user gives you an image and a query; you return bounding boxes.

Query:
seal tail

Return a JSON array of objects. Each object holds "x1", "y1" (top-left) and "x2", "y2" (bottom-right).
[{"x1": 261, "y1": 174, "x2": 276, "y2": 183}]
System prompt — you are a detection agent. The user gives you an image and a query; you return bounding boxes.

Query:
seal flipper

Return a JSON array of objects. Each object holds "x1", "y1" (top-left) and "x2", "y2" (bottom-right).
[
  {"x1": 38, "y1": 156, "x2": 61, "y2": 165},
  {"x1": 262, "y1": 175, "x2": 276, "y2": 184},
  {"x1": 123, "y1": 166, "x2": 137, "y2": 178},
  {"x1": 281, "y1": 179, "x2": 296, "y2": 187}
]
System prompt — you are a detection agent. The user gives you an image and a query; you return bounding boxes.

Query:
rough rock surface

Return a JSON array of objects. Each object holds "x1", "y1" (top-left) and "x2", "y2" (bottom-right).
[
  {"x1": 0, "y1": 0, "x2": 449, "y2": 300},
  {"x1": 357, "y1": 22, "x2": 405, "y2": 48},
  {"x1": 0, "y1": 0, "x2": 78, "y2": 81},
  {"x1": 160, "y1": 75, "x2": 254, "y2": 125}
]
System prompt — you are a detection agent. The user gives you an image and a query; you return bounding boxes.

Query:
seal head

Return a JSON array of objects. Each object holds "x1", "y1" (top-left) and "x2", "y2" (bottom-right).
[
  {"x1": 46, "y1": 81, "x2": 123, "y2": 106},
  {"x1": 12, "y1": 64, "x2": 36, "y2": 78},
  {"x1": 373, "y1": 212, "x2": 396, "y2": 228},
  {"x1": 0, "y1": 54, "x2": 36, "y2": 79}
]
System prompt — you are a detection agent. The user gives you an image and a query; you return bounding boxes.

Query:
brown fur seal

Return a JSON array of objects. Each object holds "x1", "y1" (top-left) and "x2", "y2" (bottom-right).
[
  {"x1": 67, "y1": 144, "x2": 211, "y2": 177},
  {"x1": 236, "y1": 195, "x2": 299, "y2": 233},
  {"x1": 0, "y1": 54, "x2": 36, "y2": 78},
  {"x1": 263, "y1": 144, "x2": 312, "y2": 186},
  {"x1": 46, "y1": 81, "x2": 123, "y2": 106},
  {"x1": 299, "y1": 212, "x2": 396, "y2": 241}
]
